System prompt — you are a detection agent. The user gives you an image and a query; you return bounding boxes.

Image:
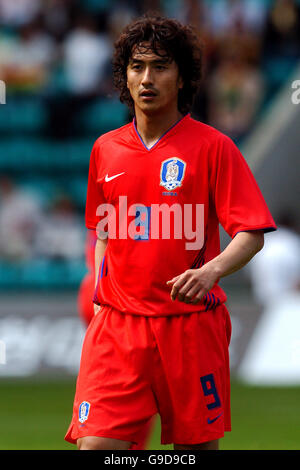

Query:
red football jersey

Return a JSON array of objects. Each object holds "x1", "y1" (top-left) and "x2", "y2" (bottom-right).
[{"x1": 85, "y1": 114, "x2": 276, "y2": 316}]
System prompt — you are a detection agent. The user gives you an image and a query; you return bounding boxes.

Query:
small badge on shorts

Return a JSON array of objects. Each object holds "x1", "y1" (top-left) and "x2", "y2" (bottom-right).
[{"x1": 79, "y1": 401, "x2": 90, "y2": 423}]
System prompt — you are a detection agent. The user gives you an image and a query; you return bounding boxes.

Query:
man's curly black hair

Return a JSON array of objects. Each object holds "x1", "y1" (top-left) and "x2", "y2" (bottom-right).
[{"x1": 112, "y1": 15, "x2": 203, "y2": 115}]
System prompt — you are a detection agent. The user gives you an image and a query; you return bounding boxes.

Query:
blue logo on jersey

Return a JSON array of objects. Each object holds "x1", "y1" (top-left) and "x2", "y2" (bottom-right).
[
  {"x1": 160, "y1": 158, "x2": 186, "y2": 191},
  {"x1": 79, "y1": 401, "x2": 90, "y2": 423}
]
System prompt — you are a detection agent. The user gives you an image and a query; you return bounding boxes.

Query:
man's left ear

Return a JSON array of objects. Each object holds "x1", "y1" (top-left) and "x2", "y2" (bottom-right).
[{"x1": 178, "y1": 76, "x2": 184, "y2": 89}]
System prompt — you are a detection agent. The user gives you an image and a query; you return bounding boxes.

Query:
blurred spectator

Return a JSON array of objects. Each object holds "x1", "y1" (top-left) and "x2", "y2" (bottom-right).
[
  {"x1": 248, "y1": 212, "x2": 300, "y2": 307},
  {"x1": 0, "y1": 177, "x2": 42, "y2": 261},
  {"x1": 261, "y1": 0, "x2": 300, "y2": 93},
  {"x1": 42, "y1": 0, "x2": 74, "y2": 42},
  {"x1": 175, "y1": 0, "x2": 213, "y2": 60},
  {"x1": 262, "y1": 0, "x2": 300, "y2": 59},
  {"x1": 62, "y1": 12, "x2": 112, "y2": 95},
  {"x1": 46, "y1": 11, "x2": 113, "y2": 138},
  {"x1": 107, "y1": 4, "x2": 137, "y2": 42},
  {"x1": 206, "y1": 45, "x2": 264, "y2": 141},
  {"x1": 208, "y1": 0, "x2": 269, "y2": 37},
  {"x1": 0, "y1": 20, "x2": 57, "y2": 92},
  {"x1": 141, "y1": 0, "x2": 162, "y2": 15},
  {"x1": 0, "y1": 0, "x2": 41, "y2": 27},
  {"x1": 177, "y1": 0, "x2": 211, "y2": 31},
  {"x1": 34, "y1": 194, "x2": 84, "y2": 260}
]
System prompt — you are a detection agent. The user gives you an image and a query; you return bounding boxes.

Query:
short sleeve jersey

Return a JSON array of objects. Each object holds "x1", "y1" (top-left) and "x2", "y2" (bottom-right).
[{"x1": 85, "y1": 114, "x2": 276, "y2": 316}]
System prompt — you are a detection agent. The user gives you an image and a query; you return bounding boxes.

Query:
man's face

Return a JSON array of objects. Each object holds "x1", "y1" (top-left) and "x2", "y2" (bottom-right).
[{"x1": 126, "y1": 43, "x2": 183, "y2": 114}]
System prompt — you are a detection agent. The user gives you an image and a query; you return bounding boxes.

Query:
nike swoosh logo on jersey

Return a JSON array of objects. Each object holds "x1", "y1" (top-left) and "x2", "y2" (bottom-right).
[
  {"x1": 105, "y1": 172, "x2": 125, "y2": 182},
  {"x1": 207, "y1": 412, "x2": 223, "y2": 424}
]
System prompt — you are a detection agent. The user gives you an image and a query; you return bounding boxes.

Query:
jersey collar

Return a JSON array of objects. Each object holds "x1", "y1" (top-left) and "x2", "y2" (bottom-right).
[{"x1": 132, "y1": 113, "x2": 190, "y2": 151}]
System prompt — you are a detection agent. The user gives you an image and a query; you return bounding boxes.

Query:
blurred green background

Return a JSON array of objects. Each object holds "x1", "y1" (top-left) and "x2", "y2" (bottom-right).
[{"x1": 0, "y1": 378, "x2": 299, "y2": 450}]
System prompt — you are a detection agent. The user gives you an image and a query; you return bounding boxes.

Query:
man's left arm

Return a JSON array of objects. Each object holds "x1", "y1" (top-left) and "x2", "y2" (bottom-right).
[{"x1": 167, "y1": 231, "x2": 264, "y2": 304}]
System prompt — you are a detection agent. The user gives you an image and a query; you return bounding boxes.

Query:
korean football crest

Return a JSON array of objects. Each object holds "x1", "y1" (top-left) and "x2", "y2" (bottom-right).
[
  {"x1": 160, "y1": 158, "x2": 186, "y2": 191},
  {"x1": 79, "y1": 401, "x2": 90, "y2": 423}
]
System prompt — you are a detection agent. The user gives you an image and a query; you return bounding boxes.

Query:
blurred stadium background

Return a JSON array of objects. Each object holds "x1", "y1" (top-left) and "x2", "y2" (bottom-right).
[{"x1": 0, "y1": 0, "x2": 300, "y2": 450}]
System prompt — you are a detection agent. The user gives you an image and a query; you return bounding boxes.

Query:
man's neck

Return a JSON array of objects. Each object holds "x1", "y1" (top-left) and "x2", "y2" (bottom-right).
[{"x1": 134, "y1": 107, "x2": 183, "y2": 149}]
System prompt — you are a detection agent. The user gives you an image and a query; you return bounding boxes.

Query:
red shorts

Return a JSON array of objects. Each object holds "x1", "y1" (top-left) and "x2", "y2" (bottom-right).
[
  {"x1": 65, "y1": 303, "x2": 232, "y2": 446},
  {"x1": 77, "y1": 275, "x2": 154, "y2": 449}
]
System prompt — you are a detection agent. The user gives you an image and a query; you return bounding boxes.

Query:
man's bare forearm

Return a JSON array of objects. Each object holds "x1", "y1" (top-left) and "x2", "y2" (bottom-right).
[
  {"x1": 206, "y1": 230, "x2": 264, "y2": 280},
  {"x1": 167, "y1": 231, "x2": 265, "y2": 303}
]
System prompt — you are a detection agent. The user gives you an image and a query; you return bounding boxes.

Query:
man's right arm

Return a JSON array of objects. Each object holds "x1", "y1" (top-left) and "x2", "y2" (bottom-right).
[{"x1": 94, "y1": 235, "x2": 108, "y2": 315}]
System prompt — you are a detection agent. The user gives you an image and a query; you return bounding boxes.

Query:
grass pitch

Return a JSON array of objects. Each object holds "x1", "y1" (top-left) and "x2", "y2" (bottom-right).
[{"x1": 0, "y1": 378, "x2": 299, "y2": 450}]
